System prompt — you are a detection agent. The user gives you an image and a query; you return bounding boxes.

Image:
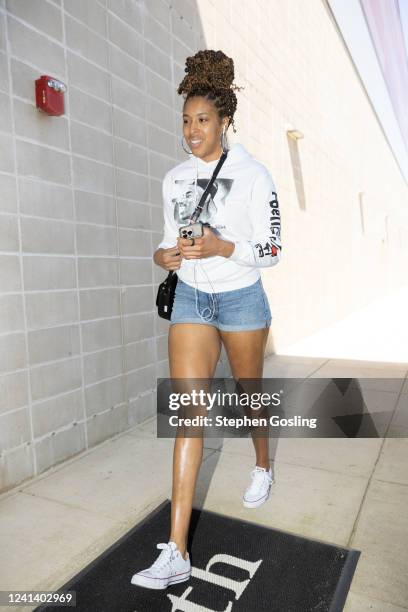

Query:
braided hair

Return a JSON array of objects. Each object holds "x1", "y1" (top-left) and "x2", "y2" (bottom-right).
[{"x1": 177, "y1": 50, "x2": 244, "y2": 133}]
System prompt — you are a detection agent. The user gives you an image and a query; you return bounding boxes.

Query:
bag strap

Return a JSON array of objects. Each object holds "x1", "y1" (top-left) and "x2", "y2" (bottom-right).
[
  {"x1": 189, "y1": 149, "x2": 228, "y2": 223},
  {"x1": 164, "y1": 150, "x2": 228, "y2": 283}
]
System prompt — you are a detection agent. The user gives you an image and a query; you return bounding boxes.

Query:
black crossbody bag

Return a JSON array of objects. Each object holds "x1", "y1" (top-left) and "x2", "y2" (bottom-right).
[{"x1": 156, "y1": 149, "x2": 228, "y2": 320}]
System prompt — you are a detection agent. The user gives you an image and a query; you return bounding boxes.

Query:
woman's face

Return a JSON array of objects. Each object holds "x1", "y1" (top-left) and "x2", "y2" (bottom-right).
[{"x1": 182, "y1": 96, "x2": 228, "y2": 163}]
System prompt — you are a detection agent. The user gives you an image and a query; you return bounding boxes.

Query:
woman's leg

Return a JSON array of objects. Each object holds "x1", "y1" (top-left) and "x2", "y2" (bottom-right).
[
  {"x1": 219, "y1": 327, "x2": 270, "y2": 469},
  {"x1": 168, "y1": 323, "x2": 221, "y2": 559}
]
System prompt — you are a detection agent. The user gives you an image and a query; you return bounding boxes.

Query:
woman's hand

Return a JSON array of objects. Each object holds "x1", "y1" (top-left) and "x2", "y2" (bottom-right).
[
  {"x1": 177, "y1": 225, "x2": 235, "y2": 260},
  {"x1": 153, "y1": 246, "x2": 182, "y2": 271}
]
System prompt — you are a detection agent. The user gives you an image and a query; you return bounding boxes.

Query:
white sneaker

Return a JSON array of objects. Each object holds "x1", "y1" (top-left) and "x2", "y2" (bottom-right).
[
  {"x1": 243, "y1": 466, "x2": 274, "y2": 508},
  {"x1": 130, "y1": 541, "x2": 191, "y2": 590}
]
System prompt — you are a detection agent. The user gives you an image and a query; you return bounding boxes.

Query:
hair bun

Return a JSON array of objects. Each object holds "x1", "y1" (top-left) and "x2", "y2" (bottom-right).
[{"x1": 182, "y1": 50, "x2": 235, "y2": 92}]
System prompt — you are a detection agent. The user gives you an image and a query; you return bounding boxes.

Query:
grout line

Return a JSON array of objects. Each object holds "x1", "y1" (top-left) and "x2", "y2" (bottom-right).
[
  {"x1": 106, "y1": 5, "x2": 135, "y2": 438},
  {"x1": 3, "y1": 117, "x2": 176, "y2": 166},
  {"x1": 9, "y1": 129, "x2": 177, "y2": 171},
  {"x1": 370, "y1": 476, "x2": 408, "y2": 488},
  {"x1": 0, "y1": 284, "x2": 156, "y2": 298},
  {"x1": 0, "y1": 206, "x2": 151, "y2": 234},
  {"x1": 61, "y1": 0, "x2": 89, "y2": 451},
  {"x1": 216, "y1": 445, "x2": 393, "y2": 482},
  {"x1": 347, "y1": 376, "x2": 408, "y2": 548},
  {"x1": 3, "y1": 5, "x2": 36, "y2": 476},
  {"x1": 17, "y1": 488, "x2": 139, "y2": 526},
  {"x1": 1, "y1": 311, "x2": 156, "y2": 335}
]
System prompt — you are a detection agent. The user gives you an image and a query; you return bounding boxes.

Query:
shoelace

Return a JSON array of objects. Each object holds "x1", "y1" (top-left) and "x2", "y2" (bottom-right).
[
  {"x1": 247, "y1": 468, "x2": 269, "y2": 492},
  {"x1": 151, "y1": 543, "x2": 176, "y2": 570}
]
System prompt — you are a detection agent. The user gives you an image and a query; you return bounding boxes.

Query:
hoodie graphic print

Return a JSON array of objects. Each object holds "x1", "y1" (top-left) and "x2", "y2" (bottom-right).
[
  {"x1": 157, "y1": 142, "x2": 282, "y2": 293},
  {"x1": 173, "y1": 178, "x2": 233, "y2": 225}
]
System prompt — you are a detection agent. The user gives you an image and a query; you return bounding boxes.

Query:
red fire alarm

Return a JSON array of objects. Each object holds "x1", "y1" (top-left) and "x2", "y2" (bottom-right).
[{"x1": 35, "y1": 75, "x2": 67, "y2": 116}]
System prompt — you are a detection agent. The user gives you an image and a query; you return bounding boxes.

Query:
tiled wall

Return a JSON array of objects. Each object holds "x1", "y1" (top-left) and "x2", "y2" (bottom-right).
[
  {"x1": 0, "y1": 0, "x2": 221, "y2": 492},
  {"x1": 1, "y1": 0, "x2": 407, "y2": 493}
]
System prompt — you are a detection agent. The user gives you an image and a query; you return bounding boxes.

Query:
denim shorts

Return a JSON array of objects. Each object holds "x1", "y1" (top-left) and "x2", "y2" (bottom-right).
[{"x1": 170, "y1": 277, "x2": 272, "y2": 331}]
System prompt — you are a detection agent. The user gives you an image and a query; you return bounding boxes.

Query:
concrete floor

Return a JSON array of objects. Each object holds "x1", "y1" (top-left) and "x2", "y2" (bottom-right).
[{"x1": 0, "y1": 354, "x2": 407, "y2": 611}]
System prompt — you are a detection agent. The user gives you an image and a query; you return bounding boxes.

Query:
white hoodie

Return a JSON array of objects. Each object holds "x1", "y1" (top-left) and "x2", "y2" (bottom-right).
[{"x1": 156, "y1": 142, "x2": 282, "y2": 293}]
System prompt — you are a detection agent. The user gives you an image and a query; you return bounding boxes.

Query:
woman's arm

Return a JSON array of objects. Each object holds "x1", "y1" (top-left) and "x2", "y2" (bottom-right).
[
  {"x1": 154, "y1": 171, "x2": 182, "y2": 271},
  {"x1": 227, "y1": 170, "x2": 282, "y2": 267}
]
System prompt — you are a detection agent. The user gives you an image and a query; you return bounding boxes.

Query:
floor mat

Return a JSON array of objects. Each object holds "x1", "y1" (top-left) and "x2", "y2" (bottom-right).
[{"x1": 35, "y1": 499, "x2": 360, "y2": 612}]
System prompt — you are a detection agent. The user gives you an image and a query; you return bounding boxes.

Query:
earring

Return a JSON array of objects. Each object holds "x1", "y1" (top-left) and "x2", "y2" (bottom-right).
[
  {"x1": 181, "y1": 136, "x2": 192, "y2": 154},
  {"x1": 221, "y1": 126, "x2": 228, "y2": 152}
]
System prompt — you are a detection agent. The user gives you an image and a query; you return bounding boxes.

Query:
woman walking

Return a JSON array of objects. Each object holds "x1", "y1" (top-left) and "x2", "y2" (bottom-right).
[{"x1": 131, "y1": 49, "x2": 281, "y2": 590}]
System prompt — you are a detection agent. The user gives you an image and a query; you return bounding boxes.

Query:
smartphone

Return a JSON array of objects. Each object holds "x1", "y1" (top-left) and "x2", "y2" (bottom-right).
[{"x1": 178, "y1": 222, "x2": 205, "y2": 240}]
